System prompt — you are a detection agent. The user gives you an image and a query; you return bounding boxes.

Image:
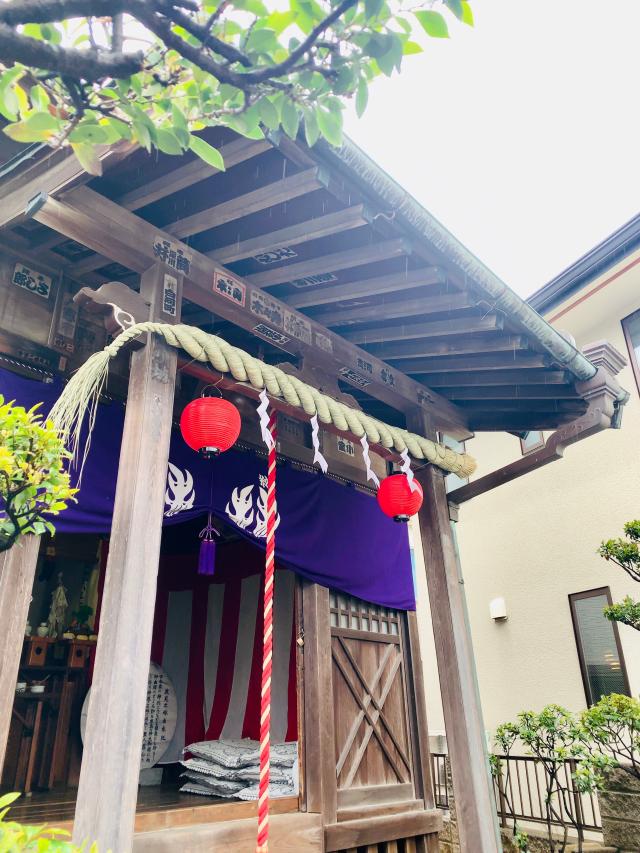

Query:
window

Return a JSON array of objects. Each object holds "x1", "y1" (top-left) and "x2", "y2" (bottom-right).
[
  {"x1": 622, "y1": 309, "x2": 640, "y2": 396},
  {"x1": 569, "y1": 587, "x2": 631, "y2": 705},
  {"x1": 520, "y1": 431, "x2": 545, "y2": 455}
]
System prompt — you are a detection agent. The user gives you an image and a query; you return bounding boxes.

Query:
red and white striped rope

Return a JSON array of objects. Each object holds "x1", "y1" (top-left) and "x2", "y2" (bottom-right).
[{"x1": 256, "y1": 409, "x2": 277, "y2": 853}]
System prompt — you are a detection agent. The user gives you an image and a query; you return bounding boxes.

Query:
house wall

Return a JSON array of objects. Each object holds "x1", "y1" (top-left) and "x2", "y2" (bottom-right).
[{"x1": 418, "y1": 246, "x2": 640, "y2": 739}]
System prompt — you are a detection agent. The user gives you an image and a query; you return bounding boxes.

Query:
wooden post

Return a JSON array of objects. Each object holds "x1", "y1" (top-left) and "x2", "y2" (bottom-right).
[
  {"x1": 0, "y1": 535, "x2": 41, "y2": 776},
  {"x1": 408, "y1": 412, "x2": 502, "y2": 853},
  {"x1": 301, "y1": 581, "x2": 337, "y2": 823},
  {"x1": 72, "y1": 264, "x2": 181, "y2": 851}
]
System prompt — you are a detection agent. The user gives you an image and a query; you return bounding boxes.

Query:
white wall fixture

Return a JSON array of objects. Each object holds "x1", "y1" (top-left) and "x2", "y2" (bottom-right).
[{"x1": 489, "y1": 597, "x2": 508, "y2": 622}]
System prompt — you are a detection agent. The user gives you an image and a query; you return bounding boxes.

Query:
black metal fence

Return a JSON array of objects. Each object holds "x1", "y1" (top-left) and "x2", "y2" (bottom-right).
[{"x1": 431, "y1": 753, "x2": 602, "y2": 837}]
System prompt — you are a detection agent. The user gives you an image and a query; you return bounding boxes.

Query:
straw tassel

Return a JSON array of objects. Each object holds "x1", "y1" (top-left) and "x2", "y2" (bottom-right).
[{"x1": 256, "y1": 409, "x2": 277, "y2": 853}]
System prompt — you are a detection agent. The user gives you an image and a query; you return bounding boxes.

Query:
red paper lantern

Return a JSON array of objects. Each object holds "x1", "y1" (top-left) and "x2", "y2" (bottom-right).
[
  {"x1": 377, "y1": 473, "x2": 423, "y2": 522},
  {"x1": 180, "y1": 396, "x2": 241, "y2": 458}
]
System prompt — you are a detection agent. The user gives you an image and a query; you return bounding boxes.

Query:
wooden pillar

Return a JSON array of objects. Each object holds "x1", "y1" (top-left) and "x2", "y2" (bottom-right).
[
  {"x1": 0, "y1": 535, "x2": 41, "y2": 775},
  {"x1": 408, "y1": 414, "x2": 502, "y2": 853},
  {"x1": 72, "y1": 264, "x2": 181, "y2": 851},
  {"x1": 301, "y1": 581, "x2": 337, "y2": 822}
]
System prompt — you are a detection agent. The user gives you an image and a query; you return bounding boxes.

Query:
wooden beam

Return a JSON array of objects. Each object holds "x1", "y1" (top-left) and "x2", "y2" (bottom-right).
[
  {"x1": 467, "y1": 412, "x2": 581, "y2": 431},
  {"x1": 119, "y1": 137, "x2": 270, "y2": 211},
  {"x1": 458, "y1": 399, "x2": 587, "y2": 412},
  {"x1": 449, "y1": 366, "x2": 625, "y2": 503},
  {"x1": 393, "y1": 352, "x2": 548, "y2": 374},
  {"x1": 0, "y1": 535, "x2": 41, "y2": 776},
  {"x1": 310, "y1": 290, "x2": 474, "y2": 328},
  {"x1": 167, "y1": 167, "x2": 327, "y2": 240},
  {"x1": 420, "y1": 368, "x2": 570, "y2": 387},
  {"x1": 344, "y1": 315, "x2": 503, "y2": 346},
  {"x1": 324, "y1": 809, "x2": 442, "y2": 851},
  {"x1": 441, "y1": 384, "x2": 579, "y2": 399},
  {"x1": 247, "y1": 239, "x2": 410, "y2": 289},
  {"x1": 211, "y1": 204, "x2": 370, "y2": 265},
  {"x1": 375, "y1": 334, "x2": 528, "y2": 361},
  {"x1": 407, "y1": 413, "x2": 503, "y2": 853},
  {"x1": 30, "y1": 186, "x2": 471, "y2": 438},
  {"x1": 302, "y1": 582, "x2": 337, "y2": 821},
  {"x1": 286, "y1": 267, "x2": 446, "y2": 310},
  {"x1": 0, "y1": 142, "x2": 133, "y2": 230},
  {"x1": 72, "y1": 263, "x2": 182, "y2": 851}
]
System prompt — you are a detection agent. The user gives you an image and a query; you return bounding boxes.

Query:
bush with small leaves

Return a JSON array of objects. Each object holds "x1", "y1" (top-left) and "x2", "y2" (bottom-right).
[
  {"x1": 0, "y1": 792, "x2": 98, "y2": 851},
  {"x1": 0, "y1": 396, "x2": 77, "y2": 552}
]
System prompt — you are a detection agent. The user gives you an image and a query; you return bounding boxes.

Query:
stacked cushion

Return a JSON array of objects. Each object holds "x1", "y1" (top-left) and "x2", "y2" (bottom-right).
[{"x1": 180, "y1": 739, "x2": 298, "y2": 800}]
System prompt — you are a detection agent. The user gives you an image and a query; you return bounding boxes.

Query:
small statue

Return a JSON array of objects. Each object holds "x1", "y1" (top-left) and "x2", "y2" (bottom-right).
[{"x1": 47, "y1": 572, "x2": 68, "y2": 639}]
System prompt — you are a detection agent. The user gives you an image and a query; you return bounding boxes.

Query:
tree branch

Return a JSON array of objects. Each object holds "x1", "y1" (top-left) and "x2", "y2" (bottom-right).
[{"x1": 0, "y1": 23, "x2": 143, "y2": 79}]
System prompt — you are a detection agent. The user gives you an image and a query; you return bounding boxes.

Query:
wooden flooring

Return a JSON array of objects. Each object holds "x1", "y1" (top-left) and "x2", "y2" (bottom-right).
[{"x1": 3, "y1": 785, "x2": 299, "y2": 834}]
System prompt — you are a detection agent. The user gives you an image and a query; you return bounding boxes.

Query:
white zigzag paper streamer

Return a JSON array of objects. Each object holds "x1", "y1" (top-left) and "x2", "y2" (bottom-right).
[
  {"x1": 310, "y1": 415, "x2": 328, "y2": 473},
  {"x1": 359, "y1": 434, "x2": 380, "y2": 487},
  {"x1": 400, "y1": 448, "x2": 419, "y2": 493},
  {"x1": 257, "y1": 389, "x2": 275, "y2": 450}
]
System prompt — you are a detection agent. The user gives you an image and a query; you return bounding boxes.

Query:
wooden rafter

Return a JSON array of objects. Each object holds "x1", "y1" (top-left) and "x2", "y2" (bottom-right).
[
  {"x1": 27, "y1": 185, "x2": 471, "y2": 437},
  {"x1": 440, "y1": 384, "x2": 579, "y2": 399},
  {"x1": 211, "y1": 205, "x2": 370, "y2": 264},
  {"x1": 421, "y1": 368, "x2": 571, "y2": 387},
  {"x1": 392, "y1": 352, "x2": 548, "y2": 374},
  {"x1": 247, "y1": 238, "x2": 411, "y2": 289},
  {"x1": 286, "y1": 267, "x2": 446, "y2": 310},
  {"x1": 373, "y1": 334, "x2": 529, "y2": 361},
  {"x1": 344, "y1": 314, "x2": 503, "y2": 346},
  {"x1": 118, "y1": 137, "x2": 270, "y2": 211},
  {"x1": 167, "y1": 167, "x2": 327, "y2": 240},
  {"x1": 310, "y1": 290, "x2": 475, "y2": 328}
]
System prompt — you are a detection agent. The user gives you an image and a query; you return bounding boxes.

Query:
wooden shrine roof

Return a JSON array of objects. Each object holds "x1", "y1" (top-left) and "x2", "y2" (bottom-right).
[{"x1": 0, "y1": 128, "x2": 600, "y2": 438}]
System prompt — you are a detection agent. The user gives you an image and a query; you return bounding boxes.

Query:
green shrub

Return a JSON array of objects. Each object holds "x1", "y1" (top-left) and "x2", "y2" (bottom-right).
[
  {"x1": 0, "y1": 396, "x2": 77, "y2": 552},
  {"x1": 0, "y1": 792, "x2": 98, "y2": 852}
]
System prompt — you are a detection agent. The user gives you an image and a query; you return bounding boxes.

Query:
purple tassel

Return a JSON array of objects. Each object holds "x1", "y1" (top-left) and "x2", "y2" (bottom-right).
[{"x1": 198, "y1": 514, "x2": 218, "y2": 576}]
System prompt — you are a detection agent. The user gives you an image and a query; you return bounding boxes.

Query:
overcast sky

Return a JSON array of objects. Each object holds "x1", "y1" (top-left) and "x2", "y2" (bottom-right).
[{"x1": 343, "y1": 0, "x2": 640, "y2": 297}]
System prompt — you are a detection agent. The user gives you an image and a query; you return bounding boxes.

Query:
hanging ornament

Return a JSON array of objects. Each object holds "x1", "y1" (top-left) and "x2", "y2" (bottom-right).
[
  {"x1": 198, "y1": 513, "x2": 219, "y2": 576},
  {"x1": 377, "y1": 473, "x2": 423, "y2": 522},
  {"x1": 180, "y1": 395, "x2": 241, "y2": 458},
  {"x1": 310, "y1": 415, "x2": 328, "y2": 473}
]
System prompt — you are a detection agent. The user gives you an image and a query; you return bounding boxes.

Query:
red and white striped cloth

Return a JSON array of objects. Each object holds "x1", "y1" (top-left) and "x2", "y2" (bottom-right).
[{"x1": 150, "y1": 542, "x2": 297, "y2": 764}]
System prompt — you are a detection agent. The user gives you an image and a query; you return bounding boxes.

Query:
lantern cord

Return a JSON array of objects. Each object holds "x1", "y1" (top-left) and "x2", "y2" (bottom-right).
[{"x1": 256, "y1": 409, "x2": 277, "y2": 853}]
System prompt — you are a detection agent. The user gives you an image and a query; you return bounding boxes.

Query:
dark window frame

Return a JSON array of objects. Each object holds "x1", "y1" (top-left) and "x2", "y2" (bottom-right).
[
  {"x1": 519, "y1": 431, "x2": 545, "y2": 455},
  {"x1": 622, "y1": 308, "x2": 640, "y2": 397},
  {"x1": 568, "y1": 586, "x2": 631, "y2": 706}
]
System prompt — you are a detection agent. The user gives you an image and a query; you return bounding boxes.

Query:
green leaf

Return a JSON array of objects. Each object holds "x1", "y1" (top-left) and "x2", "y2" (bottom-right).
[
  {"x1": 69, "y1": 124, "x2": 109, "y2": 144},
  {"x1": 355, "y1": 79, "x2": 368, "y2": 118},
  {"x1": 70, "y1": 142, "x2": 103, "y2": 176},
  {"x1": 246, "y1": 27, "x2": 278, "y2": 54},
  {"x1": 402, "y1": 40, "x2": 423, "y2": 56},
  {"x1": 303, "y1": 110, "x2": 319, "y2": 148},
  {"x1": 0, "y1": 792, "x2": 20, "y2": 810},
  {"x1": 0, "y1": 67, "x2": 24, "y2": 122},
  {"x1": 281, "y1": 100, "x2": 300, "y2": 140},
  {"x1": 316, "y1": 107, "x2": 342, "y2": 147},
  {"x1": 189, "y1": 135, "x2": 225, "y2": 170},
  {"x1": 461, "y1": 1, "x2": 474, "y2": 25},
  {"x1": 29, "y1": 85, "x2": 49, "y2": 111},
  {"x1": 132, "y1": 119, "x2": 152, "y2": 151},
  {"x1": 155, "y1": 128, "x2": 184, "y2": 155},
  {"x1": 364, "y1": 0, "x2": 385, "y2": 21},
  {"x1": 3, "y1": 111, "x2": 60, "y2": 142},
  {"x1": 257, "y1": 96, "x2": 280, "y2": 130},
  {"x1": 415, "y1": 10, "x2": 450, "y2": 38},
  {"x1": 444, "y1": 0, "x2": 464, "y2": 19}
]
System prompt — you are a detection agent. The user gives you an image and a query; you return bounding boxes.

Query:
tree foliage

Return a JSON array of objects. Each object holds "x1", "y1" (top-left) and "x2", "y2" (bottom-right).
[
  {"x1": 0, "y1": 0, "x2": 473, "y2": 174},
  {"x1": 598, "y1": 520, "x2": 640, "y2": 632},
  {"x1": 0, "y1": 396, "x2": 77, "y2": 551}
]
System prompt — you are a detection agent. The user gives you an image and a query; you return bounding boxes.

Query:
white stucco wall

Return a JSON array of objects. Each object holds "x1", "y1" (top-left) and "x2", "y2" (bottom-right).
[{"x1": 418, "y1": 247, "x2": 640, "y2": 741}]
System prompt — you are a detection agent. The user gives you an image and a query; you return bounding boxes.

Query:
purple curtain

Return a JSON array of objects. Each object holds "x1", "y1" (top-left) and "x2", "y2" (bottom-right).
[{"x1": 0, "y1": 367, "x2": 415, "y2": 609}]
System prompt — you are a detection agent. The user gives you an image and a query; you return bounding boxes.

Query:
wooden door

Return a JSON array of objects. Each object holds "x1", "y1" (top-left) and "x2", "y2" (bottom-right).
[{"x1": 330, "y1": 592, "x2": 414, "y2": 808}]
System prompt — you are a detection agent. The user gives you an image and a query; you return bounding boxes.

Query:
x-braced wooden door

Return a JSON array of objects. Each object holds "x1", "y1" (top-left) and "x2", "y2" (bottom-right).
[{"x1": 330, "y1": 591, "x2": 414, "y2": 809}]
